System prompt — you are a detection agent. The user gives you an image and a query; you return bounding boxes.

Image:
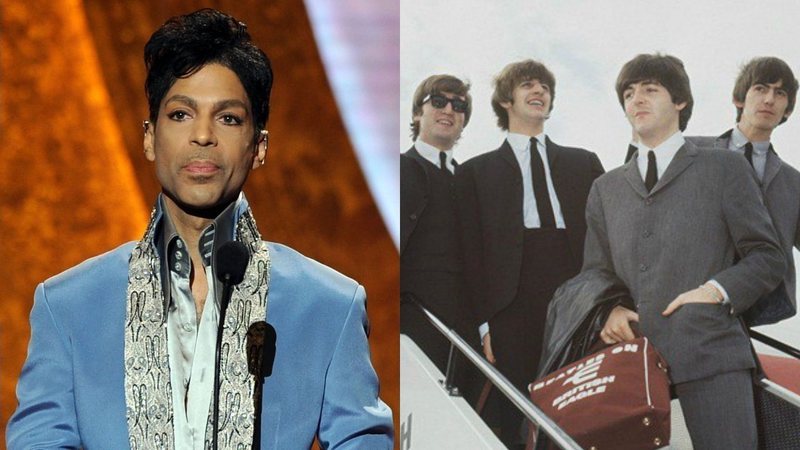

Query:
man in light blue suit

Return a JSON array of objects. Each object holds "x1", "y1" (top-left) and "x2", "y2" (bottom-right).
[{"x1": 7, "y1": 9, "x2": 393, "y2": 450}]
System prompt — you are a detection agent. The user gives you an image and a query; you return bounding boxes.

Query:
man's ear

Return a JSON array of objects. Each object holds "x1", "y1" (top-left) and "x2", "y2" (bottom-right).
[
  {"x1": 252, "y1": 129, "x2": 268, "y2": 169},
  {"x1": 143, "y1": 120, "x2": 155, "y2": 162},
  {"x1": 675, "y1": 101, "x2": 688, "y2": 112}
]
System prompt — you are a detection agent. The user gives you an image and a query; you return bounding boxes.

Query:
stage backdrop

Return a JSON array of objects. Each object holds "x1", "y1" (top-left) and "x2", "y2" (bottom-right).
[{"x1": 0, "y1": 0, "x2": 399, "y2": 443}]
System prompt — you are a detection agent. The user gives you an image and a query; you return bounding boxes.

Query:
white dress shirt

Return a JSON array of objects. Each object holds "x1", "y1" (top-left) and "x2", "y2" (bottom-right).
[
  {"x1": 415, "y1": 139, "x2": 455, "y2": 174},
  {"x1": 507, "y1": 132, "x2": 566, "y2": 229},
  {"x1": 635, "y1": 131, "x2": 684, "y2": 181}
]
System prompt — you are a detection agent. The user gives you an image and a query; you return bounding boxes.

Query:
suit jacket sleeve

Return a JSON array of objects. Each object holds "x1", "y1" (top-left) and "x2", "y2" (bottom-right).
[
  {"x1": 7, "y1": 283, "x2": 81, "y2": 449},
  {"x1": 714, "y1": 156, "x2": 787, "y2": 314},
  {"x1": 317, "y1": 285, "x2": 394, "y2": 449}
]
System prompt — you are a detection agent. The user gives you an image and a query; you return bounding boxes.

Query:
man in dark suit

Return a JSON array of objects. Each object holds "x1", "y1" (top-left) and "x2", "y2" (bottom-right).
[
  {"x1": 691, "y1": 57, "x2": 799, "y2": 326},
  {"x1": 457, "y1": 59, "x2": 604, "y2": 446},
  {"x1": 587, "y1": 53, "x2": 785, "y2": 449},
  {"x1": 401, "y1": 74, "x2": 472, "y2": 376}
]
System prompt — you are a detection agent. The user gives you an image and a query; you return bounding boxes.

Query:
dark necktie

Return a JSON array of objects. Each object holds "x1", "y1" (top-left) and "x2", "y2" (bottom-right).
[
  {"x1": 530, "y1": 137, "x2": 556, "y2": 228},
  {"x1": 743, "y1": 142, "x2": 754, "y2": 167},
  {"x1": 439, "y1": 151, "x2": 448, "y2": 172},
  {"x1": 645, "y1": 150, "x2": 658, "y2": 192}
]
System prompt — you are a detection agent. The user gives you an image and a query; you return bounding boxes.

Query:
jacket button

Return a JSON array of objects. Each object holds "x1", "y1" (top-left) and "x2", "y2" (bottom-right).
[
  {"x1": 410, "y1": 214, "x2": 418, "y2": 220},
  {"x1": 639, "y1": 264, "x2": 648, "y2": 272},
  {"x1": 643, "y1": 417, "x2": 651, "y2": 426},
  {"x1": 645, "y1": 198, "x2": 654, "y2": 205},
  {"x1": 643, "y1": 231, "x2": 651, "y2": 238}
]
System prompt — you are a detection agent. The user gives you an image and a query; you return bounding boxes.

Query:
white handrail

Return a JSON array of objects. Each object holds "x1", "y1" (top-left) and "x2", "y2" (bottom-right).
[{"x1": 417, "y1": 304, "x2": 583, "y2": 450}]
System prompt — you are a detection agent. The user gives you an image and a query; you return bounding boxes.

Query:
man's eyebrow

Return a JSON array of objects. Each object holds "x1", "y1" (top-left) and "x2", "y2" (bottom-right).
[
  {"x1": 214, "y1": 99, "x2": 250, "y2": 111},
  {"x1": 162, "y1": 96, "x2": 249, "y2": 112},
  {"x1": 163, "y1": 94, "x2": 197, "y2": 109}
]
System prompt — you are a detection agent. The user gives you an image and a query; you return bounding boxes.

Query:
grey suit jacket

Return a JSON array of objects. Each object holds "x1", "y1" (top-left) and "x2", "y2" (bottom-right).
[
  {"x1": 583, "y1": 140, "x2": 786, "y2": 383},
  {"x1": 689, "y1": 130, "x2": 799, "y2": 325}
]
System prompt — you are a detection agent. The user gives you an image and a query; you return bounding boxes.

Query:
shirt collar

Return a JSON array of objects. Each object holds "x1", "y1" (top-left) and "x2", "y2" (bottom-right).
[
  {"x1": 637, "y1": 131, "x2": 685, "y2": 176},
  {"x1": 635, "y1": 131, "x2": 686, "y2": 158},
  {"x1": 157, "y1": 193, "x2": 241, "y2": 268},
  {"x1": 732, "y1": 125, "x2": 770, "y2": 155},
  {"x1": 415, "y1": 139, "x2": 454, "y2": 168},
  {"x1": 507, "y1": 131, "x2": 547, "y2": 154},
  {"x1": 154, "y1": 192, "x2": 246, "y2": 301}
]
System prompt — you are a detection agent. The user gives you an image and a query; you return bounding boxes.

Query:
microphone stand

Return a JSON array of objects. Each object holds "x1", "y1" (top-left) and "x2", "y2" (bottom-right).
[
  {"x1": 212, "y1": 274, "x2": 234, "y2": 450},
  {"x1": 211, "y1": 240, "x2": 249, "y2": 450}
]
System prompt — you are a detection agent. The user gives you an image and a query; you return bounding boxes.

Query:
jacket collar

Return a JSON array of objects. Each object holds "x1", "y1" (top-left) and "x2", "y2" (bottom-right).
[
  {"x1": 624, "y1": 141, "x2": 697, "y2": 198},
  {"x1": 718, "y1": 128, "x2": 782, "y2": 189}
]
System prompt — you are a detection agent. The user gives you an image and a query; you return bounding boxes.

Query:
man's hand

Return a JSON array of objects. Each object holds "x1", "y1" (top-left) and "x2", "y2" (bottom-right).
[
  {"x1": 482, "y1": 332, "x2": 496, "y2": 364},
  {"x1": 662, "y1": 283, "x2": 722, "y2": 316},
  {"x1": 600, "y1": 305, "x2": 639, "y2": 344}
]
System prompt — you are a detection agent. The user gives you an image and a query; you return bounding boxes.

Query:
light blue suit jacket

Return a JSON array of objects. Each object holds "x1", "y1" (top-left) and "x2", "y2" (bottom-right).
[{"x1": 7, "y1": 241, "x2": 393, "y2": 449}]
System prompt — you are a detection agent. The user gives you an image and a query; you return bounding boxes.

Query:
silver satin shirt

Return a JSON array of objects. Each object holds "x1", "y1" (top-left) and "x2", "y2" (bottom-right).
[{"x1": 159, "y1": 195, "x2": 239, "y2": 449}]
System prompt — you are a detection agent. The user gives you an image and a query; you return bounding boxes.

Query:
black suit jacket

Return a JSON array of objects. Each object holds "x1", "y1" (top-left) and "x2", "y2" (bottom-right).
[
  {"x1": 456, "y1": 138, "x2": 604, "y2": 323},
  {"x1": 401, "y1": 146, "x2": 476, "y2": 335},
  {"x1": 400, "y1": 147, "x2": 433, "y2": 255}
]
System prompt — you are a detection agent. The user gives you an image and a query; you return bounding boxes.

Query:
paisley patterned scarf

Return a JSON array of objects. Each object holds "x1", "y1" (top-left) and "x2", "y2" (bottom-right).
[{"x1": 123, "y1": 202, "x2": 270, "y2": 449}]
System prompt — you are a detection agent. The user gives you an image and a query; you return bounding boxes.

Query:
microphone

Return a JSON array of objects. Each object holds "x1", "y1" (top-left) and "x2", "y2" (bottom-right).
[
  {"x1": 247, "y1": 321, "x2": 277, "y2": 448},
  {"x1": 215, "y1": 241, "x2": 250, "y2": 286},
  {"x1": 212, "y1": 241, "x2": 249, "y2": 450}
]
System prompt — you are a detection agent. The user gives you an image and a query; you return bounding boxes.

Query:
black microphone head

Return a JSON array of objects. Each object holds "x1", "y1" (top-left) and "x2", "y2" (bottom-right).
[{"x1": 215, "y1": 241, "x2": 250, "y2": 285}]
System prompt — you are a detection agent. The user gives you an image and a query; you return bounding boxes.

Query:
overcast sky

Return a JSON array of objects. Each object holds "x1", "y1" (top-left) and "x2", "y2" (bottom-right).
[{"x1": 401, "y1": 0, "x2": 800, "y2": 347}]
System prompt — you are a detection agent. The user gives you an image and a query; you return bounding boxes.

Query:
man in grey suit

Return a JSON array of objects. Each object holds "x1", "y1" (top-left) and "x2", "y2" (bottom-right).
[
  {"x1": 583, "y1": 53, "x2": 786, "y2": 449},
  {"x1": 690, "y1": 57, "x2": 799, "y2": 326}
]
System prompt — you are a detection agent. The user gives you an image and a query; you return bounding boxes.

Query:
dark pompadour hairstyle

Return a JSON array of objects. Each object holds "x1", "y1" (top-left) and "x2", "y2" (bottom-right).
[
  {"x1": 491, "y1": 59, "x2": 556, "y2": 131},
  {"x1": 410, "y1": 74, "x2": 472, "y2": 141},
  {"x1": 615, "y1": 53, "x2": 693, "y2": 131},
  {"x1": 144, "y1": 9, "x2": 273, "y2": 141},
  {"x1": 733, "y1": 57, "x2": 798, "y2": 125}
]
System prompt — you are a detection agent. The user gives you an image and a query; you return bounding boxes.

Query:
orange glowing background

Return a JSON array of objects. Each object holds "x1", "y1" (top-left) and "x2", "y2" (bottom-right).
[{"x1": 0, "y1": 0, "x2": 399, "y2": 444}]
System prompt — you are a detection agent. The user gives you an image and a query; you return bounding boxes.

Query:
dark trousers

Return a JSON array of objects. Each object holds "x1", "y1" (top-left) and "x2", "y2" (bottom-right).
[
  {"x1": 486, "y1": 228, "x2": 575, "y2": 447},
  {"x1": 674, "y1": 369, "x2": 757, "y2": 449}
]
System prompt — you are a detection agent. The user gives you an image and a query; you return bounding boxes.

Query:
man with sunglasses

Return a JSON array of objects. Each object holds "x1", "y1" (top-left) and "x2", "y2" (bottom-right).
[
  {"x1": 456, "y1": 59, "x2": 604, "y2": 447},
  {"x1": 401, "y1": 74, "x2": 474, "y2": 379}
]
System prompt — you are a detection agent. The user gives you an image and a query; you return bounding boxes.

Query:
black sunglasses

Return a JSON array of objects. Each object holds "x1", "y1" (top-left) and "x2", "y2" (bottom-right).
[{"x1": 423, "y1": 94, "x2": 469, "y2": 113}]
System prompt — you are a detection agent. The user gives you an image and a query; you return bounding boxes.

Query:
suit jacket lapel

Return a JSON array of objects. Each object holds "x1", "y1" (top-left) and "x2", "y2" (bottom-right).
[
  {"x1": 763, "y1": 146, "x2": 782, "y2": 189},
  {"x1": 499, "y1": 139, "x2": 521, "y2": 175},
  {"x1": 650, "y1": 143, "x2": 696, "y2": 195},
  {"x1": 545, "y1": 138, "x2": 569, "y2": 209},
  {"x1": 545, "y1": 136, "x2": 561, "y2": 171},
  {"x1": 623, "y1": 156, "x2": 650, "y2": 199},
  {"x1": 407, "y1": 146, "x2": 428, "y2": 167}
]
